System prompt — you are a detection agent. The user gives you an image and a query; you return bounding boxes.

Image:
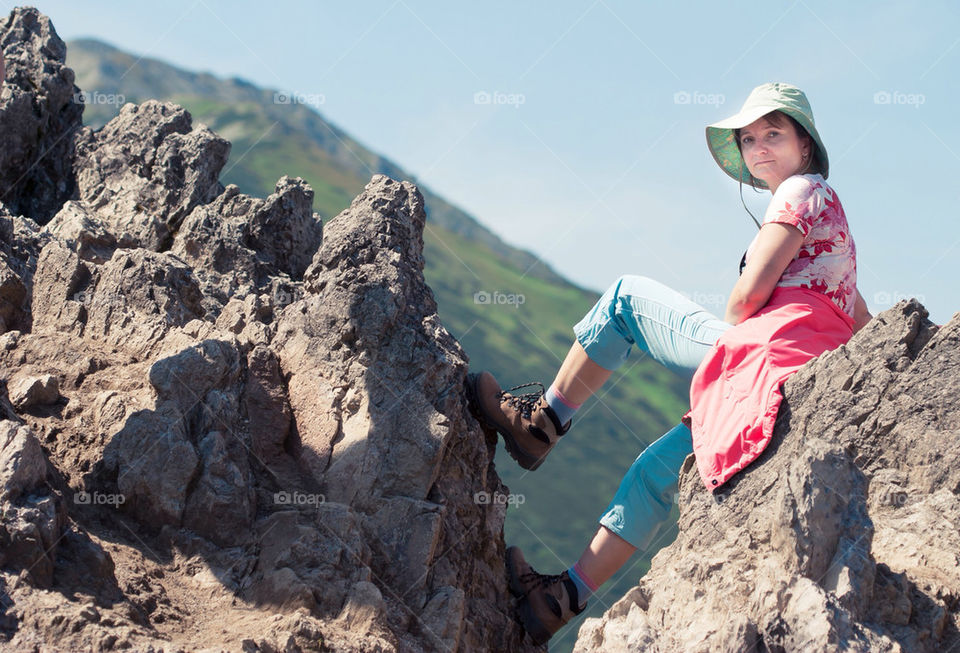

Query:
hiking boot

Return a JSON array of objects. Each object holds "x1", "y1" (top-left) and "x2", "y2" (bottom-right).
[
  {"x1": 505, "y1": 546, "x2": 584, "y2": 645},
  {"x1": 465, "y1": 371, "x2": 570, "y2": 470}
]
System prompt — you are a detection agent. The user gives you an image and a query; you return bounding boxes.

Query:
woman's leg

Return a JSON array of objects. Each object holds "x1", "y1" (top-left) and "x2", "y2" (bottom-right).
[
  {"x1": 574, "y1": 275, "x2": 730, "y2": 373},
  {"x1": 551, "y1": 340, "x2": 612, "y2": 406},
  {"x1": 572, "y1": 422, "x2": 693, "y2": 597},
  {"x1": 509, "y1": 422, "x2": 694, "y2": 642},
  {"x1": 550, "y1": 275, "x2": 729, "y2": 409}
]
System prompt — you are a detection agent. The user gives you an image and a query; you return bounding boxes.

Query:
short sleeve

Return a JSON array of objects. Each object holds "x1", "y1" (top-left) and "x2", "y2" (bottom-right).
[{"x1": 762, "y1": 174, "x2": 822, "y2": 238}]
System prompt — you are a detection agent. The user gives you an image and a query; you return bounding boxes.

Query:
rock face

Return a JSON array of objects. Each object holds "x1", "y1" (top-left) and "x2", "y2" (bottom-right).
[
  {"x1": 0, "y1": 8, "x2": 532, "y2": 652},
  {"x1": 574, "y1": 301, "x2": 960, "y2": 652},
  {"x1": 0, "y1": 7, "x2": 83, "y2": 223}
]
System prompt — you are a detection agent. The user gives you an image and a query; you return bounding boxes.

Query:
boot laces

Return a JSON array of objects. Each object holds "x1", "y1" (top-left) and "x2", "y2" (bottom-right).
[
  {"x1": 518, "y1": 570, "x2": 565, "y2": 590},
  {"x1": 500, "y1": 382, "x2": 545, "y2": 418}
]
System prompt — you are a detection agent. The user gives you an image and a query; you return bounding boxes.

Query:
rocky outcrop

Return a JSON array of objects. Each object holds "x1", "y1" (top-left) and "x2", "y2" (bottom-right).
[
  {"x1": 574, "y1": 301, "x2": 960, "y2": 652},
  {"x1": 72, "y1": 100, "x2": 230, "y2": 251},
  {"x1": 0, "y1": 7, "x2": 535, "y2": 651},
  {"x1": 0, "y1": 8, "x2": 83, "y2": 223}
]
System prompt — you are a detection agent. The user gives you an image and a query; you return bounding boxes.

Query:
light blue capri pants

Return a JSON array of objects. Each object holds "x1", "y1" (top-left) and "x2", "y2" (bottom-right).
[{"x1": 573, "y1": 275, "x2": 730, "y2": 550}]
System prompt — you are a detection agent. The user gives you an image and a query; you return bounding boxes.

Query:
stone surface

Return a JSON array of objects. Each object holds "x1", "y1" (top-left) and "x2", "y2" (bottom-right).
[
  {"x1": 0, "y1": 420, "x2": 67, "y2": 588},
  {"x1": 574, "y1": 301, "x2": 960, "y2": 653},
  {"x1": 7, "y1": 373, "x2": 59, "y2": 410},
  {"x1": 0, "y1": 7, "x2": 83, "y2": 223},
  {"x1": 72, "y1": 100, "x2": 229, "y2": 251},
  {"x1": 0, "y1": 10, "x2": 535, "y2": 647}
]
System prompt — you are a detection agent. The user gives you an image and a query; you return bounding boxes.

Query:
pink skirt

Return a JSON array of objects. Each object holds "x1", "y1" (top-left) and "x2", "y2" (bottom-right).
[{"x1": 684, "y1": 287, "x2": 854, "y2": 491}]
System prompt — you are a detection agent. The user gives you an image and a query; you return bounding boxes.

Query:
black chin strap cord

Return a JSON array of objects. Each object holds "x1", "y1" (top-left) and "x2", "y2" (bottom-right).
[{"x1": 739, "y1": 170, "x2": 762, "y2": 231}]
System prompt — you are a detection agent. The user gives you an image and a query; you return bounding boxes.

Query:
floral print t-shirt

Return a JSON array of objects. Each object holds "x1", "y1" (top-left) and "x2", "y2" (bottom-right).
[{"x1": 745, "y1": 173, "x2": 857, "y2": 317}]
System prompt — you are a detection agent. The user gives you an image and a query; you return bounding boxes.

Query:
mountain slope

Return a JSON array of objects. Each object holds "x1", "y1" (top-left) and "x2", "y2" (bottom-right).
[{"x1": 66, "y1": 37, "x2": 690, "y2": 651}]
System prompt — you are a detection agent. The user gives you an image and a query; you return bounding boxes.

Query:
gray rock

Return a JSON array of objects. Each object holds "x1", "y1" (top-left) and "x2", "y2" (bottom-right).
[
  {"x1": 0, "y1": 213, "x2": 50, "y2": 334},
  {"x1": 72, "y1": 100, "x2": 229, "y2": 250},
  {"x1": 0, "y1": 420, "x2": 66, "y2": 587},
  {"x1": 171, "y1": 177, "x2": 321, "y2": 311},
  {"x1": 273, "y1": 175, "x2": 533, "y2": 652},
  {"x1": 181, "y1": 429, "x2": 255, "y2": 547},
  {"x1": 42, "y1": 200, "x2": 117, "y2": 263},
  {"x1": 574, "y1": 301, "x2": 960, "y2": 653},
  {"x1": 0, "y1": 7, "x2": 534, "y2": 650},
  {"x1": 82, "y1": 249, "x2": 205, "y2": 359},
  {"x1": 0, "y1": 7, "x2": 82, "y2": 222},
  {"x1": 7, "y1": 373, "x2": 59, "y2": 410},
  {"x1": 30, "y1": 240, "x2": 90, "y2": 336}
]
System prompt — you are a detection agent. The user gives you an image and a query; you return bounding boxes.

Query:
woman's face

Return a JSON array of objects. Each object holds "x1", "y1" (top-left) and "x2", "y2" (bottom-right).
[{"x1": 738, "y1": 114, "x2": 811, "y2": 192}]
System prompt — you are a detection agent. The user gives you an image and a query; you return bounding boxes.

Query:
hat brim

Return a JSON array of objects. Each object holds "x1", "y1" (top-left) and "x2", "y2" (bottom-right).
[{"x1": 706, "y1": 105, "x2": 830, "y2": 190}]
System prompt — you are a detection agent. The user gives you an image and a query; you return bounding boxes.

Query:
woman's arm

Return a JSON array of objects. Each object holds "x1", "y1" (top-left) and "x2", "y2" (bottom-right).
[
  {"x1": 724, "y1": 223, "x2": 804, "y2": 324},
  {"x1": 852, "y1": 289, "x2": 872, "y2": 333}
]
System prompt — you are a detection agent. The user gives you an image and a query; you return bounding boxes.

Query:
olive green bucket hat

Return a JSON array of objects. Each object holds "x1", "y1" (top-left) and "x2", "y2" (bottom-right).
[{"x1": 706, "y1": 82, "x2": 828, "y2": 190}]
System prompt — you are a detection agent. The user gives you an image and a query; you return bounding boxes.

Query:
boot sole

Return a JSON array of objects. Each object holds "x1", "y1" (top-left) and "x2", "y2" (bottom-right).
[
  {"x1": 464, "y1": 373, "x2": 545, "y2": 471},
  {"x1": 504, "y1": 546, "x2": 527, "y2": 597},
  {"x1": 517, "y1": 597, "x2": 554, "y2": 646}
]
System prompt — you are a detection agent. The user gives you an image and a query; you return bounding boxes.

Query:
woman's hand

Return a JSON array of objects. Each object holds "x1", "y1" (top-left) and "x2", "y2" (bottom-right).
[
  {"x1": 852, "y1": 289, "x2": 872, "y2": 333},
  {"x1": 725, "y1": 223, "x2": 803, "y2": 324}
]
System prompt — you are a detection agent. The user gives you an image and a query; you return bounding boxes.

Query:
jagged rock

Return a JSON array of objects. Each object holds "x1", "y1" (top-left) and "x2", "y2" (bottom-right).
[
  {"x1": 42, "y1": 200, "x2": 118, "y2": 263},
  {"x1": 0, "y1": 7, "x2": 82, "y2": 222},
  {"x1": 171, "y1": 177, "x2": 322, "y2": 311},
  {"x1": 7, "y1": 373, "x2": 59, "y2": 410},
  {"x1": 0, "y1": 420, "x2": 66, "y2": 587},
  {"x1": 111, "y1": 337, "x2": 252, "y2": 547},
  {"x1": 574, "y1": 301, "x2": 960, "y2": 653},
  {"x1": 272, "y1": 174, "x2": 531, "y2": 652},
  {"x1": 0, "y1": 213, "x2": 50, "y2": 334},
  {"x1": 30, "y1": 240, "x2": 90, "y2": 336},
  {"x1": 82, "y1": 249, "x2": 206, "y2": 359},
  {"x1": 72, "y1": 100, "x2": 229, "y2": 250}
]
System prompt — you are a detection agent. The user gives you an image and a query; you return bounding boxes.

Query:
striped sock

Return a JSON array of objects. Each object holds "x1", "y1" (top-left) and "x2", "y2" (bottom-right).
[
  {"x1": 544, "y1": 385, "x2": 580, "y2": 425},
  {"x1": 566, "y1": 562, "x2": 599, "y2": 609}
]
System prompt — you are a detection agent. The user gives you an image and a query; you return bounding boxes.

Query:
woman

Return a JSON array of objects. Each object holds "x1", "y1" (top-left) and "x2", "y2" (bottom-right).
[{"x1": 467, "y1": 82, "x2": 872, "y2": 645}]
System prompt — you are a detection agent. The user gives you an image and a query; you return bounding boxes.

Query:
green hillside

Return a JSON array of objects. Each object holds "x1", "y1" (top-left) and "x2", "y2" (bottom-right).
[{"x1": 67, "y1": 38, "x2": 689, "y2": 651}]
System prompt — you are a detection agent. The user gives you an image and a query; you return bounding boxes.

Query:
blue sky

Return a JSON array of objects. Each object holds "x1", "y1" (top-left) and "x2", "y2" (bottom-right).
[{"x1": 35, "y1": 0, "x2": 960, "y2": 324}]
